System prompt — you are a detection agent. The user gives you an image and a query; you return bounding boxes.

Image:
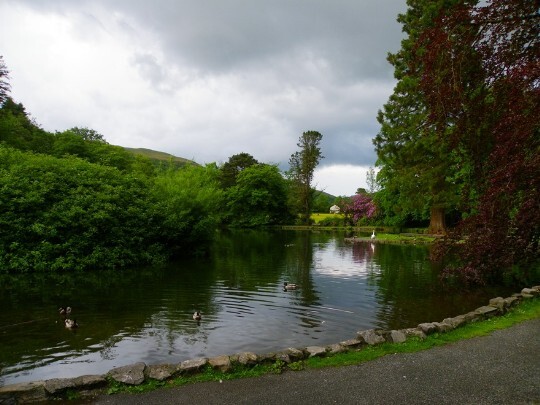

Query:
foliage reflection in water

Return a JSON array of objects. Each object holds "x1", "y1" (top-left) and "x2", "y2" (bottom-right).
[{"x1": 0, "y1": 230, "x2": 515, "y2": 385}]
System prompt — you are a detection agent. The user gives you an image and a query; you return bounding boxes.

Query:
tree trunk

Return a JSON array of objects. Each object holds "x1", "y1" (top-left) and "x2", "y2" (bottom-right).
[{"x1": 428, "y1": 206, "x2": 446, "y2": 235}]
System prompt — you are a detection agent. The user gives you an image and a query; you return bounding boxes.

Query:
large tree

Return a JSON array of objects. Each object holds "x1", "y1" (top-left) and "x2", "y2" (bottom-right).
[
  {"x1": 225, "y1": 164, "x2": 292, "y2": 227},
  {"x1": 374, "y1": 0, "x2": 466, "y2": 234},
  {"x1": 67, "y1": 126, "x2": 107, "y2": 143},
  {"x1": 219, "y1": 152, "x2": 259, "y2": 189},
  {"x1": 288, "y1": 131, "x2": 324, "y2": 224},
  {"x1": 420, "y1": 0, "x2": 539, "y2": 284}
]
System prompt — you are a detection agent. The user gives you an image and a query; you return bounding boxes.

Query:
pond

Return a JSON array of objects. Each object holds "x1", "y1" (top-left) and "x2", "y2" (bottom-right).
[{"x1": 0, "y1": 229, "x2": 515, "y2": 386}]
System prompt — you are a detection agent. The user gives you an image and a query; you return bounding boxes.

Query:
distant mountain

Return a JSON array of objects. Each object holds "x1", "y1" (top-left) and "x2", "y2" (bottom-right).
[
  {"x1": 123, "y1": 147, "x2": 198, "y2": 167},
  {"x1": 316, "y1": 189, "x2": 337, "y2": 200}
]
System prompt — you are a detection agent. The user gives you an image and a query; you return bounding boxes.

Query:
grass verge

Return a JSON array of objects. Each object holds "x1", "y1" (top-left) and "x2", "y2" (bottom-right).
[
  {"x1": 105, "y1": 297, "x2": 539, "y2": 396},
  {"x1": 360, "y1": 233, "x2": 436, "y2": 244}
]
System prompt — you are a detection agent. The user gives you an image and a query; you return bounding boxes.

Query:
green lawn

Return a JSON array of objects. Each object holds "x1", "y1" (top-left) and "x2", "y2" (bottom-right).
[{"x1": 311, "y1": 213, "x2": 343, "y2": 223}]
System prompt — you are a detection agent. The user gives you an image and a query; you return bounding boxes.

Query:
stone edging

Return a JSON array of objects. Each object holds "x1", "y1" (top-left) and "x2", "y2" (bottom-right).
[{"x1": 1, "y1": 286, "x2": 539, "y2": 403}]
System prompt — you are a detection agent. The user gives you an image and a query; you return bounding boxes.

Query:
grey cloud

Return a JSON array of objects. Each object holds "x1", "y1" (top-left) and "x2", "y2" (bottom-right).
[
  {"x1": 124, "y1": 0, "x2": 405, "y2": 81},
  {"x1": 3, "y1": 0, "x2": 407, "y2": 184},
  {"x1": 14, "y1": 0, "x2": 404, "y2": 80},
  {"x1": 133, "y1": 53, "x2": 166, "y2": 88},
  {"x1": 321, "y1": 129, "x2": 377, "y2": 166}
]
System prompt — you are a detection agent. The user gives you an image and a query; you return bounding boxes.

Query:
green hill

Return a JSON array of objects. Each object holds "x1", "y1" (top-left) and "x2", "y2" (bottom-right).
[{"x1": 122, "y1": 147, "x2": 198, "y2": 168}]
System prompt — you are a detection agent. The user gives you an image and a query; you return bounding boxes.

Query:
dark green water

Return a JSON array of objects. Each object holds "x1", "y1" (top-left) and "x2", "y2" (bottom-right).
[{"x1": 0, "y1": 230, "x2": 515, "y2": 385}]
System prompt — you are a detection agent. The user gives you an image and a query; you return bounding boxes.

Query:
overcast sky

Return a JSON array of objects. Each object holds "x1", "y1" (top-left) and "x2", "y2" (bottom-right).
[{"x1": 0, "y1": 0, "x2": 406, "y2": 196}]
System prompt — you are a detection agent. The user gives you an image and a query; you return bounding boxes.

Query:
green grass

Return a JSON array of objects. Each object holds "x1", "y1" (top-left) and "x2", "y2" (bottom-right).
[
  {"x1": 366, "y1": 233, "x2": 436, "y2": 243},
  {"x1": 311, "y1": 213, "x2": 343, "y2": 223},
  {"x1": 104, "y1": 297, "x2": 539, "y2": 396}
]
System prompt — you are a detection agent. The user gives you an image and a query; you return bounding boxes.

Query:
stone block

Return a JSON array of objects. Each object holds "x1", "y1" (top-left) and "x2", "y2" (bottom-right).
[
  {"x1": 403, "y1": 328, "x2": 426, "y2": 340},
  {"x1": 257, "y1": 352, "x2": 276, "y2": 363},
  {"x1": 209, "y1": 355, "x2": 232, "y2": 372},
  {"x1": 389, "y1": 330, "x2": 407, "y2": 343},
  {"x1": 275, "y1": 352, "x2": 291, "y2": 364},
  {"x1": 339, "y1": 338, "x2": 363, "y2": 349},
  {"x1": 108, "y1": 362, "x2": 146, "y2": 385},
  {"x1": 489, "y1": 297, "x2": 506, "y2": 311},
  {"x1": 326, "y1": 343, "x2": 347, "y2": 354},
  {"x1": 305, "y1": 346, "x2": 327, "y2": 358},
  {"x1": 237, "y1": 352, "x2": 258, "y2": 365},
  {"x1": 522, "y1": 288, "x2": 539, "y2": 296},
  {"x1": 145, "y1": 364, "x2": 176, "y2": 381},
  {"x1": 177, "y1": 358, "x2": 208, "y2": 374},
  {"x1": 418, "y1": 322, "x2": 438, "y2": 335},
  {"x1": 73, "y1": 374, "x2": 107, "y2": 390},
  {"x1": 504, "y1": 296, "x2": 519, "y2": 308},
  {"x1": 285, "y1": 347, "x2": 306, "y2": 361},
  {"x1": 464, "y1": 311, "x2": 482, "y2": 322},
  {"x1": 44, "y1": 378, "x2": 77, "y2": 395},
  {"x1": 474, "y1": 306, "x2": 499, "y2": 318},
  {"x1": 442, "y1": 315, "x2": 466, "y2": 329},
  {"x1": 357, "y1": 329, "x2": 385, "y2": 345},
  {"x1": 433, "y1": 322, "x2": 453, "y2": 333},
  {"x1": 0, "y1": 381, "x2": 47, "y2": 403}
]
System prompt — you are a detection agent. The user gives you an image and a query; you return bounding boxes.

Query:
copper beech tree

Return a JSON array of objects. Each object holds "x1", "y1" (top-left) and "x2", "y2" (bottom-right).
[{"x1": 419, "y1": 0, "x2": 539, "y2": 283}]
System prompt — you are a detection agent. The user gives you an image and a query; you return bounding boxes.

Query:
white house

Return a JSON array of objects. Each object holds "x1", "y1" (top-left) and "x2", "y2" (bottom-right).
[{"x1": 329, "y1": 205, "x2": 340, "y2": 214}]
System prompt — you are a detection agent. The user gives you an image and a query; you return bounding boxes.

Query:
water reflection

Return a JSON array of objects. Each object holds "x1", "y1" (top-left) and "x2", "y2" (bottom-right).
[{"x1": 0, "y1": 230, "x2": 517, "y2": 386}]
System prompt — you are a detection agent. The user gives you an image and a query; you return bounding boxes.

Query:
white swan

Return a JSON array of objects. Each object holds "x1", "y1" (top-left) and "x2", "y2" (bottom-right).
[{"x1": 371, "y1": 230, "x2": 376, "y2": 240}]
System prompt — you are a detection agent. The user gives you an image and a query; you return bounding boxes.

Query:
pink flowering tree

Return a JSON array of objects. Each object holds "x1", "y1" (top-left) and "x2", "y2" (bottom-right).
[{"x1": 343, "y1": 194, "x2": 377, "y2": 225}]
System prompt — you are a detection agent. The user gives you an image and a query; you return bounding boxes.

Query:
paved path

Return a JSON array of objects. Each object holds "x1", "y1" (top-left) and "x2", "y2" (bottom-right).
[{"x1": 93, "y1": 319, "x2": 540, "y2": 404}]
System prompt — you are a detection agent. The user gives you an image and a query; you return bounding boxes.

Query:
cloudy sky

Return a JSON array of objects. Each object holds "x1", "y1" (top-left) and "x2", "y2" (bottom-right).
[{"x1": 0, "y1": 0, "x2": 406, "y2": 196}]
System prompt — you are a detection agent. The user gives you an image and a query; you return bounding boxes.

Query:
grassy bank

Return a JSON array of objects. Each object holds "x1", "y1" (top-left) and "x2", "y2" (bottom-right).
[
  {"x1": 282, "y1": 214, "x2": 432, "y2": 243},
  {"x1": 345, "y1": 233, "x2": 436, "y2": 244},
  {"x1": 104, "y1": 297, "x2": 539, "y2": 396}
]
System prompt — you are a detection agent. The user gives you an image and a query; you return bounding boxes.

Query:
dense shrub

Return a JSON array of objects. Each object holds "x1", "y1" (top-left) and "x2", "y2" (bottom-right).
[
  {"x1": 224, "y1": 164, "x2": 293, "y2": 227},
  {"x1": 151, "y1": 163, "x2": 224, "y2": 257},
  {"x1": 0, "y1": 146, "x2": 219, "y2": 273}
]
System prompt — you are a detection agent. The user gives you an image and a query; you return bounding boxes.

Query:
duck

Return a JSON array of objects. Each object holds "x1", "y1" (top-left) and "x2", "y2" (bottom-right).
[
  {"x1": 371, "y1": 230, "x2": 376, "y2": 240},
  {"x1": 192, "y1": 311, "x2": 202, "y2": 322},
  {"x1": 59, "y1": 306, "x2": 72, "y2": 316},
  {"x1": 64, "y1": 318, "x2": 78, "y2": 329},
  {"x1": 283, "y1": 282, "x2": 298, "y2": 290}
]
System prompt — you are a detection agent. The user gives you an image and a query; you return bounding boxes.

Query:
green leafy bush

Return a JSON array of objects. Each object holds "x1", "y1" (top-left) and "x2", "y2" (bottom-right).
[{"x1": 0, "y1": 146, "x2": 221, "y2": 273}]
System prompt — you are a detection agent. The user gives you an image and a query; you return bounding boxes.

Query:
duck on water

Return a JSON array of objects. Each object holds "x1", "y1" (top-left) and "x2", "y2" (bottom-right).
[
  {"x1": 58, "y1": 306, "x2": 72, "y2": 316},
  {"x1": 64, "y1": 318, "x2": 79, "y2": 329}
]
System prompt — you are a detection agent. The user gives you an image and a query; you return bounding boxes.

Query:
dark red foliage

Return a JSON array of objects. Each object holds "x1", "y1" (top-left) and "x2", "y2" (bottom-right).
[{"x1": 420, "y1": 0, "x2": 540, "y2": 284}]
